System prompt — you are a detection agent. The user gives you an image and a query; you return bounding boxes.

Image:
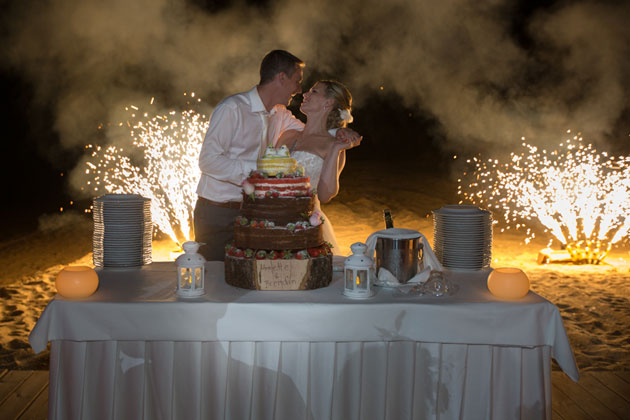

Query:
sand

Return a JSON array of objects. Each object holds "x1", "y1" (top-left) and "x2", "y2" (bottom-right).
[{"x1": 1, "y1": 162, "x2": 628, "y2": 371}]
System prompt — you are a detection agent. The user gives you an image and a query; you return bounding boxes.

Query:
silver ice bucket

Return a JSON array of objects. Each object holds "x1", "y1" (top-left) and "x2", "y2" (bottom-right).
[{"x1": 375, "y1": 236, "x2": 423, "y2": 284}]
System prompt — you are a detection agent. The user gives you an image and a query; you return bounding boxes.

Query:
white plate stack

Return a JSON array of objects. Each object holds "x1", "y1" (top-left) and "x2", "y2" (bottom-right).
[
  {"x1": 92, "y1": 194, "x2": 152, "y2": 268},
  {"x1": 432, "y1": 205, "x2": 492, "y2": 271}
]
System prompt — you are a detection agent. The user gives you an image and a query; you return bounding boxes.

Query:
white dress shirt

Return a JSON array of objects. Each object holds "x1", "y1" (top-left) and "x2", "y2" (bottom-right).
[{"x1": 196, "y1": 86, "x2": 304, "y2": 202}]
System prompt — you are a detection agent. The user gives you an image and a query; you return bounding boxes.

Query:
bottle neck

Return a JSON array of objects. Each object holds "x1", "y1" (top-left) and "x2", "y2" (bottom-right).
[{"x1": 384, "y1": 209, "x2": 394, "y2": 229}]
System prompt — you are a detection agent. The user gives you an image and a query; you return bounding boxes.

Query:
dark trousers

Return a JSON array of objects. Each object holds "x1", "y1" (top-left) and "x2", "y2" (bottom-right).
[{"x1": 193, "y1": 198, "x2": 240, "y2": 261}]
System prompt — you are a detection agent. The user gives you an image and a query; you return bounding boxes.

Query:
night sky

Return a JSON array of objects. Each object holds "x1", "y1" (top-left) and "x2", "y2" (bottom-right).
[{"x1": 1, "y1": 0, "x2": 628, "y2": 240}]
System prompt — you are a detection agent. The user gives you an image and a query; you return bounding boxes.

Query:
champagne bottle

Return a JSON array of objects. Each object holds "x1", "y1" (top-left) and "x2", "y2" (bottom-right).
[{"x1": 383, "y1": 209, "x2": 394, "y2": 229}]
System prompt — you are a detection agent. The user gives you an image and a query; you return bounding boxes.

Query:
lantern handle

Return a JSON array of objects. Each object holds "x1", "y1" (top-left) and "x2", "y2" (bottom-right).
[
  {"x1": 350, "y1": 242, "x2": 367, "y2": 255},
  {"x1": 182, "y1": 241, "x2": 204, "y2": 253}
]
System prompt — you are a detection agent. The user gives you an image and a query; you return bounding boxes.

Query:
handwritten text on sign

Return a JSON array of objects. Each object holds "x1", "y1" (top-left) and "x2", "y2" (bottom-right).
[{"x1": 255, "y1": 259, "x2": 310, "y2": 290}]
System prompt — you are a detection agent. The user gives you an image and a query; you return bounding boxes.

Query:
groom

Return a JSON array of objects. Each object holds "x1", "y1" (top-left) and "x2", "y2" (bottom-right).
[{"x1": 194, "y1": 50, "x2": 359, "y2": 260}]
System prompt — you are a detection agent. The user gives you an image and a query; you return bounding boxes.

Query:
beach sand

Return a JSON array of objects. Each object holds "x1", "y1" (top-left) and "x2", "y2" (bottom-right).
[{"x1": 1, "y1": 162, "x2": 628, "y2": 372}]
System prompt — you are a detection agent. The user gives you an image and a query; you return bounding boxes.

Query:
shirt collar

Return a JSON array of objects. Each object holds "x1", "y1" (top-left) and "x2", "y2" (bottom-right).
[
  {"x1": 248, "y1": 86, "x2": 279, "y2": 116},
  {"x1": 248, "y1": 86, "x2": 267, "y2": 114}
]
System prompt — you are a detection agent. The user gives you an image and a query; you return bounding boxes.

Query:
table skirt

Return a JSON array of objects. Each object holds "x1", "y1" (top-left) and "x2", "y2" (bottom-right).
[{"x1": 49, "y1": 340, "x2": 551, "y2": 420}]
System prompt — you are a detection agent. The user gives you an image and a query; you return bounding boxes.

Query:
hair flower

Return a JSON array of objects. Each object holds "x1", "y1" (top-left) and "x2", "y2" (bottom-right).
[{"x1": 338, "y1": 108, "x2": 353, "y2": 123}]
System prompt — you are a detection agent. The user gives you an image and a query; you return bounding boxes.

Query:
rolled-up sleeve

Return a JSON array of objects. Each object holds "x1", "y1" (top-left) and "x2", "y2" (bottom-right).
[{"x1": 198, "y1": 102, "x2": 255, "y2": 186}]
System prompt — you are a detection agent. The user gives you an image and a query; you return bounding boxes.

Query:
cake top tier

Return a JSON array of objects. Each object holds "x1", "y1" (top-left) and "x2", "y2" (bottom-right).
[{"x1": 257, "y1": 145, "x2": 301, "y2": 177}]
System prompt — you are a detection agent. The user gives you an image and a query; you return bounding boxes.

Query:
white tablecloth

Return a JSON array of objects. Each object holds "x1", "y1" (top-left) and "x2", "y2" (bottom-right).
[{"x1": 30, "y1": 261, "x2": 578, "y2": 420}]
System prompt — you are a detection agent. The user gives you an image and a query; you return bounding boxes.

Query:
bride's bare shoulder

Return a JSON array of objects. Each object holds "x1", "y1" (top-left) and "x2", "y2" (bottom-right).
[
  {"x1": 303, "y1": 133, "x2": 334, "y2": 158},
  {"x1": 320, "y1": 133, "x2": 338, "y2": 157},
  {"x1": 277, "y1": 130, "x2": 300, "y2": 147}
]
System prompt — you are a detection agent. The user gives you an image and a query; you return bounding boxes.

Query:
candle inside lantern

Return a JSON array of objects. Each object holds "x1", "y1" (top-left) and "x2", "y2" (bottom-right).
[
  {"x1": 176, "y1": 241, "x2": 206, "y2": 297},
  {"x1": 344, "y1": 242, "x2": 374, "y2": 299}
]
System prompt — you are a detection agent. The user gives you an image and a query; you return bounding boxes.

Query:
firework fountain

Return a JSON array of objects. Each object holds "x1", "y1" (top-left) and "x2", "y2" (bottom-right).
[
  {"x1": 82, "y1": 93, "x2": 208, "y2": 245},
  {"x1": 458, "y1": 131, "x2": 630, "y2": 264}
]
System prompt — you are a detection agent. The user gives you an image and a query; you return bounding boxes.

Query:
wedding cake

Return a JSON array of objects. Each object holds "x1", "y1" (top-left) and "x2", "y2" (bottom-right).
[{"x1": 224, "y1": 146, "x2": 333, "y2": 290}]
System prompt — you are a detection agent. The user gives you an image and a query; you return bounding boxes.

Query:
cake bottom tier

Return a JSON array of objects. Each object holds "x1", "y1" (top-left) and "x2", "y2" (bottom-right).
[{"x1": 225, "y1": 254, "x2": 332, "y2": 290}]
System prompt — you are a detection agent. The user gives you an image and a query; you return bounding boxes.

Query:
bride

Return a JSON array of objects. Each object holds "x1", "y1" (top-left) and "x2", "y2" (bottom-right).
[{"x1": 275, "y1": 80, "x2": 361, "y2": 254}]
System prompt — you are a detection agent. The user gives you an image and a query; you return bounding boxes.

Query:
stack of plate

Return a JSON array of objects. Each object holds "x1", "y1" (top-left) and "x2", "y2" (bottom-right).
[
  {"x1": 92, "y1": 194, "x2": 152, "y2": 268},
  {"x1": 432, "y1": 205, "x2": 492, "y2": 271}
]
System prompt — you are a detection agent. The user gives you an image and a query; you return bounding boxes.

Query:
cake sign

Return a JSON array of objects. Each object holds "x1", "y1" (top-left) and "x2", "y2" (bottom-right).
[{"x1": 255, "y1": 259, "x2": 310, "y2": 290}]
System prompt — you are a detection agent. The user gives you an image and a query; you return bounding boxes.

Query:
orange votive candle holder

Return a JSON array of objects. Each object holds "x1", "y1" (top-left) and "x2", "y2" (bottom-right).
[
  {"x1": 487, "y1": 267, "x2": 530, "y2": 300},
  {"x1": 55, "y1": 266, "x2": 99, "y2": 299}
]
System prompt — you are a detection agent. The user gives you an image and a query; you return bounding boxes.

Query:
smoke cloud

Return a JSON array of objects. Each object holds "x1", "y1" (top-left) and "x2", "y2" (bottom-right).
[{"x1": 2, "y1": 0, "x2": 629, "y2": 179}]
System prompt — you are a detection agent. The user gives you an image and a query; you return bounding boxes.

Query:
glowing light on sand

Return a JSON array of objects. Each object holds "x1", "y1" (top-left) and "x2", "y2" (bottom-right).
[
  {"x1": 458, "y1": 132, "x2": 630, "y2": 254},
  {"x1": 82, "y1": 93, "x2": 208, "y2": 244}
]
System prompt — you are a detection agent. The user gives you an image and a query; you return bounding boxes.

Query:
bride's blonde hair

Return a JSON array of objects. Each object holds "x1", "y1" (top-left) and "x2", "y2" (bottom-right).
[{"x1": 320, "y1": 80, "x2": 353, "y2": 129}]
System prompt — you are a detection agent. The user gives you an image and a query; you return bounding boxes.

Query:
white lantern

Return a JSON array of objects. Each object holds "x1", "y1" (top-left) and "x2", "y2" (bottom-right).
[
  {"x1": 176, "y1": 241, "x2": 206, "y2": 297},
  {"x1": 344, "y1": 242, "x2": 375, "y2": 299}
]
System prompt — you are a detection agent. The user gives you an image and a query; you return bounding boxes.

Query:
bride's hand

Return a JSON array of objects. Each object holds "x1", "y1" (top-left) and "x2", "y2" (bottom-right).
[
  {"x1": 333, "y1": 135, "x2": 362, "y2": 151},
  {"x1": 336, "y1": 127, "x2": 361, "y2": 143}
]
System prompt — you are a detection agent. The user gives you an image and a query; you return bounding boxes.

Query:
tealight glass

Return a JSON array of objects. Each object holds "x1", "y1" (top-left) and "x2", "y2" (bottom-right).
[
  {"x1": 56, "y1": 266, "x2": 99, "y2": 299},
  {"x1": 487, "y1": 267, "x2": 529, "y2": 300}
]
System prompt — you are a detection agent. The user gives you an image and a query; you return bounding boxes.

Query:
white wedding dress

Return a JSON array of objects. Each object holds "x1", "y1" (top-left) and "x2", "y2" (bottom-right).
[{"x1": 292, "y1": 151, "x2": 341, "y2": 255}]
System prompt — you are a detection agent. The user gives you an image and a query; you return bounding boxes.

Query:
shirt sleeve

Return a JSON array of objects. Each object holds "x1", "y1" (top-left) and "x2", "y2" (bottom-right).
[
  {"x1": 198, "y1": 102, "x2": 256, "y2": 186},
  {"x1": 271, "y1": 106, "x2": 338, "y2": 140},
  {"x1": 275, "y1": 106, "x2": 305, "y2": 133}
]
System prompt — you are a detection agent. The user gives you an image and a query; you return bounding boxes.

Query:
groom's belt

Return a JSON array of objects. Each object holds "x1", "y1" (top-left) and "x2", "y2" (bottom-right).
[{"x1": 198, "y1": 196, "x2": 242, "y2": 209}]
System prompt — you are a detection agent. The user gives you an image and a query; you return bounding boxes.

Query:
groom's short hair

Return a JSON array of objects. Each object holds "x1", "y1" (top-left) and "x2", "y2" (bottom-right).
[{"x1": 259, "y1": 50, "x2": 305, "y2": 85}]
